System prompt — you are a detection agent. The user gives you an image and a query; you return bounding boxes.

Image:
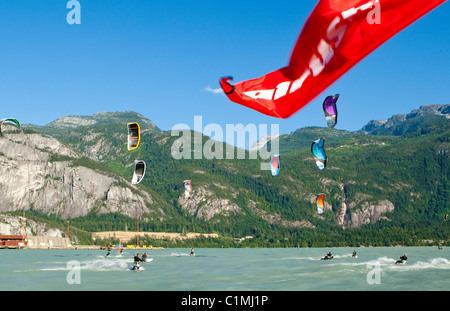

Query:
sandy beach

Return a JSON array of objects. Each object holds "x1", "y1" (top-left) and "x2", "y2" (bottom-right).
[{"x1": 92, "y1": 231, "x2": 219, "y2": 242}]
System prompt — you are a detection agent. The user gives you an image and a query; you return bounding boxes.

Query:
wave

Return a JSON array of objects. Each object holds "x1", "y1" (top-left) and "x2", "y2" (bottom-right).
[
  {"x1": 40, "y1": 258, "x2": 127, "y2": 271},
  {"x1": 332, "y1": 253, "x2": 356, "y2": 259},
  {"x1": 279, "y1": 254, "x2": 364, "y2": 261},
  {"x1": 330, "y1": 256, "x2": 450, "y2": 272},
  {"x1": 170, "y1": 252, "x2": 190, "y2": 257},
  {"x1": 38, "y1": 256, "x2": 153, "y2": 272},
  {"x1": 374, "y1": 256, "x2": 398, "y2": 265},
  {"x1": 386, "y1": 257, "x2": 450, "y2": 271},
  {"x1": 278, "y1": 256, "x2": 318, "y2": 261}
]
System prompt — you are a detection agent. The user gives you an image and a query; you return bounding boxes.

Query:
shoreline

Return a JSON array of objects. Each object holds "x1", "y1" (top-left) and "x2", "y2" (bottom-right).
[{"x1": 2, "y1": 231, "x2": 445, "y2": 250}]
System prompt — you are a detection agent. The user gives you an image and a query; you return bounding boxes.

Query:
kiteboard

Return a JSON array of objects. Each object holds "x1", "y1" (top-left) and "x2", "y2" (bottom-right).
[
  {"x1": 394, "y1": 260, "x2": 406, "y2": 265},
  {"x1": 130, "y1": 265, "x2": 145, "y2": 271},
  {"x1": 142, "y1": 258, "x2": 153, "y2": 263}
]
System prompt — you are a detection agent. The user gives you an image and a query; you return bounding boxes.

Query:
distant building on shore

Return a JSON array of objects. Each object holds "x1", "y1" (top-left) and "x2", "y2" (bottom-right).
[
  {"x1": 0, "y1": 235, "x2": 71, "y2": 249},
  {"x1": 0, "y1": 235, "x2": 27, "y2": 249}
]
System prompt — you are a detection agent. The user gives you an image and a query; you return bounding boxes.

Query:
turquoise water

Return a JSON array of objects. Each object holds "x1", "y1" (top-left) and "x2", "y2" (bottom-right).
[{"x1": 0, "y1": 247, "x2": 448, "y2": 291}]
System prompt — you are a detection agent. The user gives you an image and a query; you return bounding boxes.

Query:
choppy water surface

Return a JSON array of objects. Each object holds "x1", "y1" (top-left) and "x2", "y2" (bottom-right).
[{"x1": 0, "y1": 247, "x2": 448, "y2": 291}]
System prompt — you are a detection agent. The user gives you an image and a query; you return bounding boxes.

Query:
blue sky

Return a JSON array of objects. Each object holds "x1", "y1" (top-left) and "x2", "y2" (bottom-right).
[{"x1": 0, "y1": 0, "x2": 448, "y2": 148}]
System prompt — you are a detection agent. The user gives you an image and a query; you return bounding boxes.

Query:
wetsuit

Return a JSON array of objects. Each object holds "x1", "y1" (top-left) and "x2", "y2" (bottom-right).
[
  {"x1": 132, "y1": 256, "x2": 143, "y2": 269},
  {"x1": 396, "y1": 255, "x2": 407, "y2": 264}
]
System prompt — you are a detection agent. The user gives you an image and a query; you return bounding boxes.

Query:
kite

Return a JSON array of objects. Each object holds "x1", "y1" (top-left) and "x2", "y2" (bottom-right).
[
  {"x1": 316, "y1": 193, "x2": 325, "y2": 214},
  {"x1": 0, "y1": 118, "x2": 20, "y2": 137},
  {"x1": 270, "y1": 154, "x2": 281, "y2": 176},
  {"x1": 131, "y1": 160, "x2": 146, "y2": 184},
  {"x1": 311, "y1": 138, "x2": 327, "y2": 170},
  {"x1": 127, "y1": 122, "x2": 140, "y2": 150},
  {"x1": 220, "y1": 0, "x2": 445, "y2": 118},
  {"x1": 183, "y1": 180, "x2": 192, "y2": 198},
  {"x1": 322, "y1": 94, "x2": 339, "y2": 128}
]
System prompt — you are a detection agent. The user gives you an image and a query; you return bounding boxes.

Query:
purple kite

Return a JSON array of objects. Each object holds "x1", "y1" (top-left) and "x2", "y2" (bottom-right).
[{"x1": 322, "y1": 95, "x2": 339, "y2": 128}]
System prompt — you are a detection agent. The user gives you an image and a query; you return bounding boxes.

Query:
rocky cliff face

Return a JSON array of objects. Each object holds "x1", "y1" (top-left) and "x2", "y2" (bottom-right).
[
  {"x1": 335, "y1": 184, "x2": 395, "y2": 228},
  {"x1": 349, "y1": 200, "x2": 394, "y2": 228},
  {"x1": 179, "y1": 185, "x2": 241, "y2": 221},
  {"x1": 0, "y1": 132, "x2": 158, "y2": 219},
  {"x1": 0, "y1": 214, "x2": 63, "y2": 237}
]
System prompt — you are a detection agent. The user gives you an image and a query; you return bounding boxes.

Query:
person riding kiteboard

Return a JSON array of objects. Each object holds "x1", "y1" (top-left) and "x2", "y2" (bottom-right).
[
  {"x1": 321, "y1": 251, "x2": 333, "y2": 260},
  {"x1": 395, "y1": 254, "x2": 407, "y2": 264},
  {"x1": 131, "y1": 253, "x2": 144, "y2": 270}
]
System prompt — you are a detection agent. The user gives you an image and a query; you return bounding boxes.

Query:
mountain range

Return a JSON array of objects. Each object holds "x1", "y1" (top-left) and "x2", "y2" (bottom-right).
[{"x1": 0, "y1": 104, "x2": 448, "y2": 247}]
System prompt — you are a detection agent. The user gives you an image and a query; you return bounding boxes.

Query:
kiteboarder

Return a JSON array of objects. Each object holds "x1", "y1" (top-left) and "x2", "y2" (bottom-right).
[
  {"x1": 132, "y1": 253, "x2": 143, "y2": 270},
  {"x1": 352, "y1": 250, "x2": 357, "y2": 258},
  {"x1": 395, "y1": 254, "x2": 407, "y2": 264},
  {"x1": 142, "y1": 252, "x2": 148, "y2": 262},
  {"x1": 321, "y1": 251, "x2": 333, "y2": 260},
  {"x1": 190, "y1": 248, "x2": 195, "y2": 256},
  {"x1": 105, "y1": 246, "x2": 111, "y2": 257},
  {"x1": 134, "y1": 253, "x2": 143, "y2": 264}
]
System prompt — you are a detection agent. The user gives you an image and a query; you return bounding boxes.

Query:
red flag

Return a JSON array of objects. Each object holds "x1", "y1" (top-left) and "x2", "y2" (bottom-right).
[{"x1": 220, "y1": 0, "x2": 446, "y2": 118}]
